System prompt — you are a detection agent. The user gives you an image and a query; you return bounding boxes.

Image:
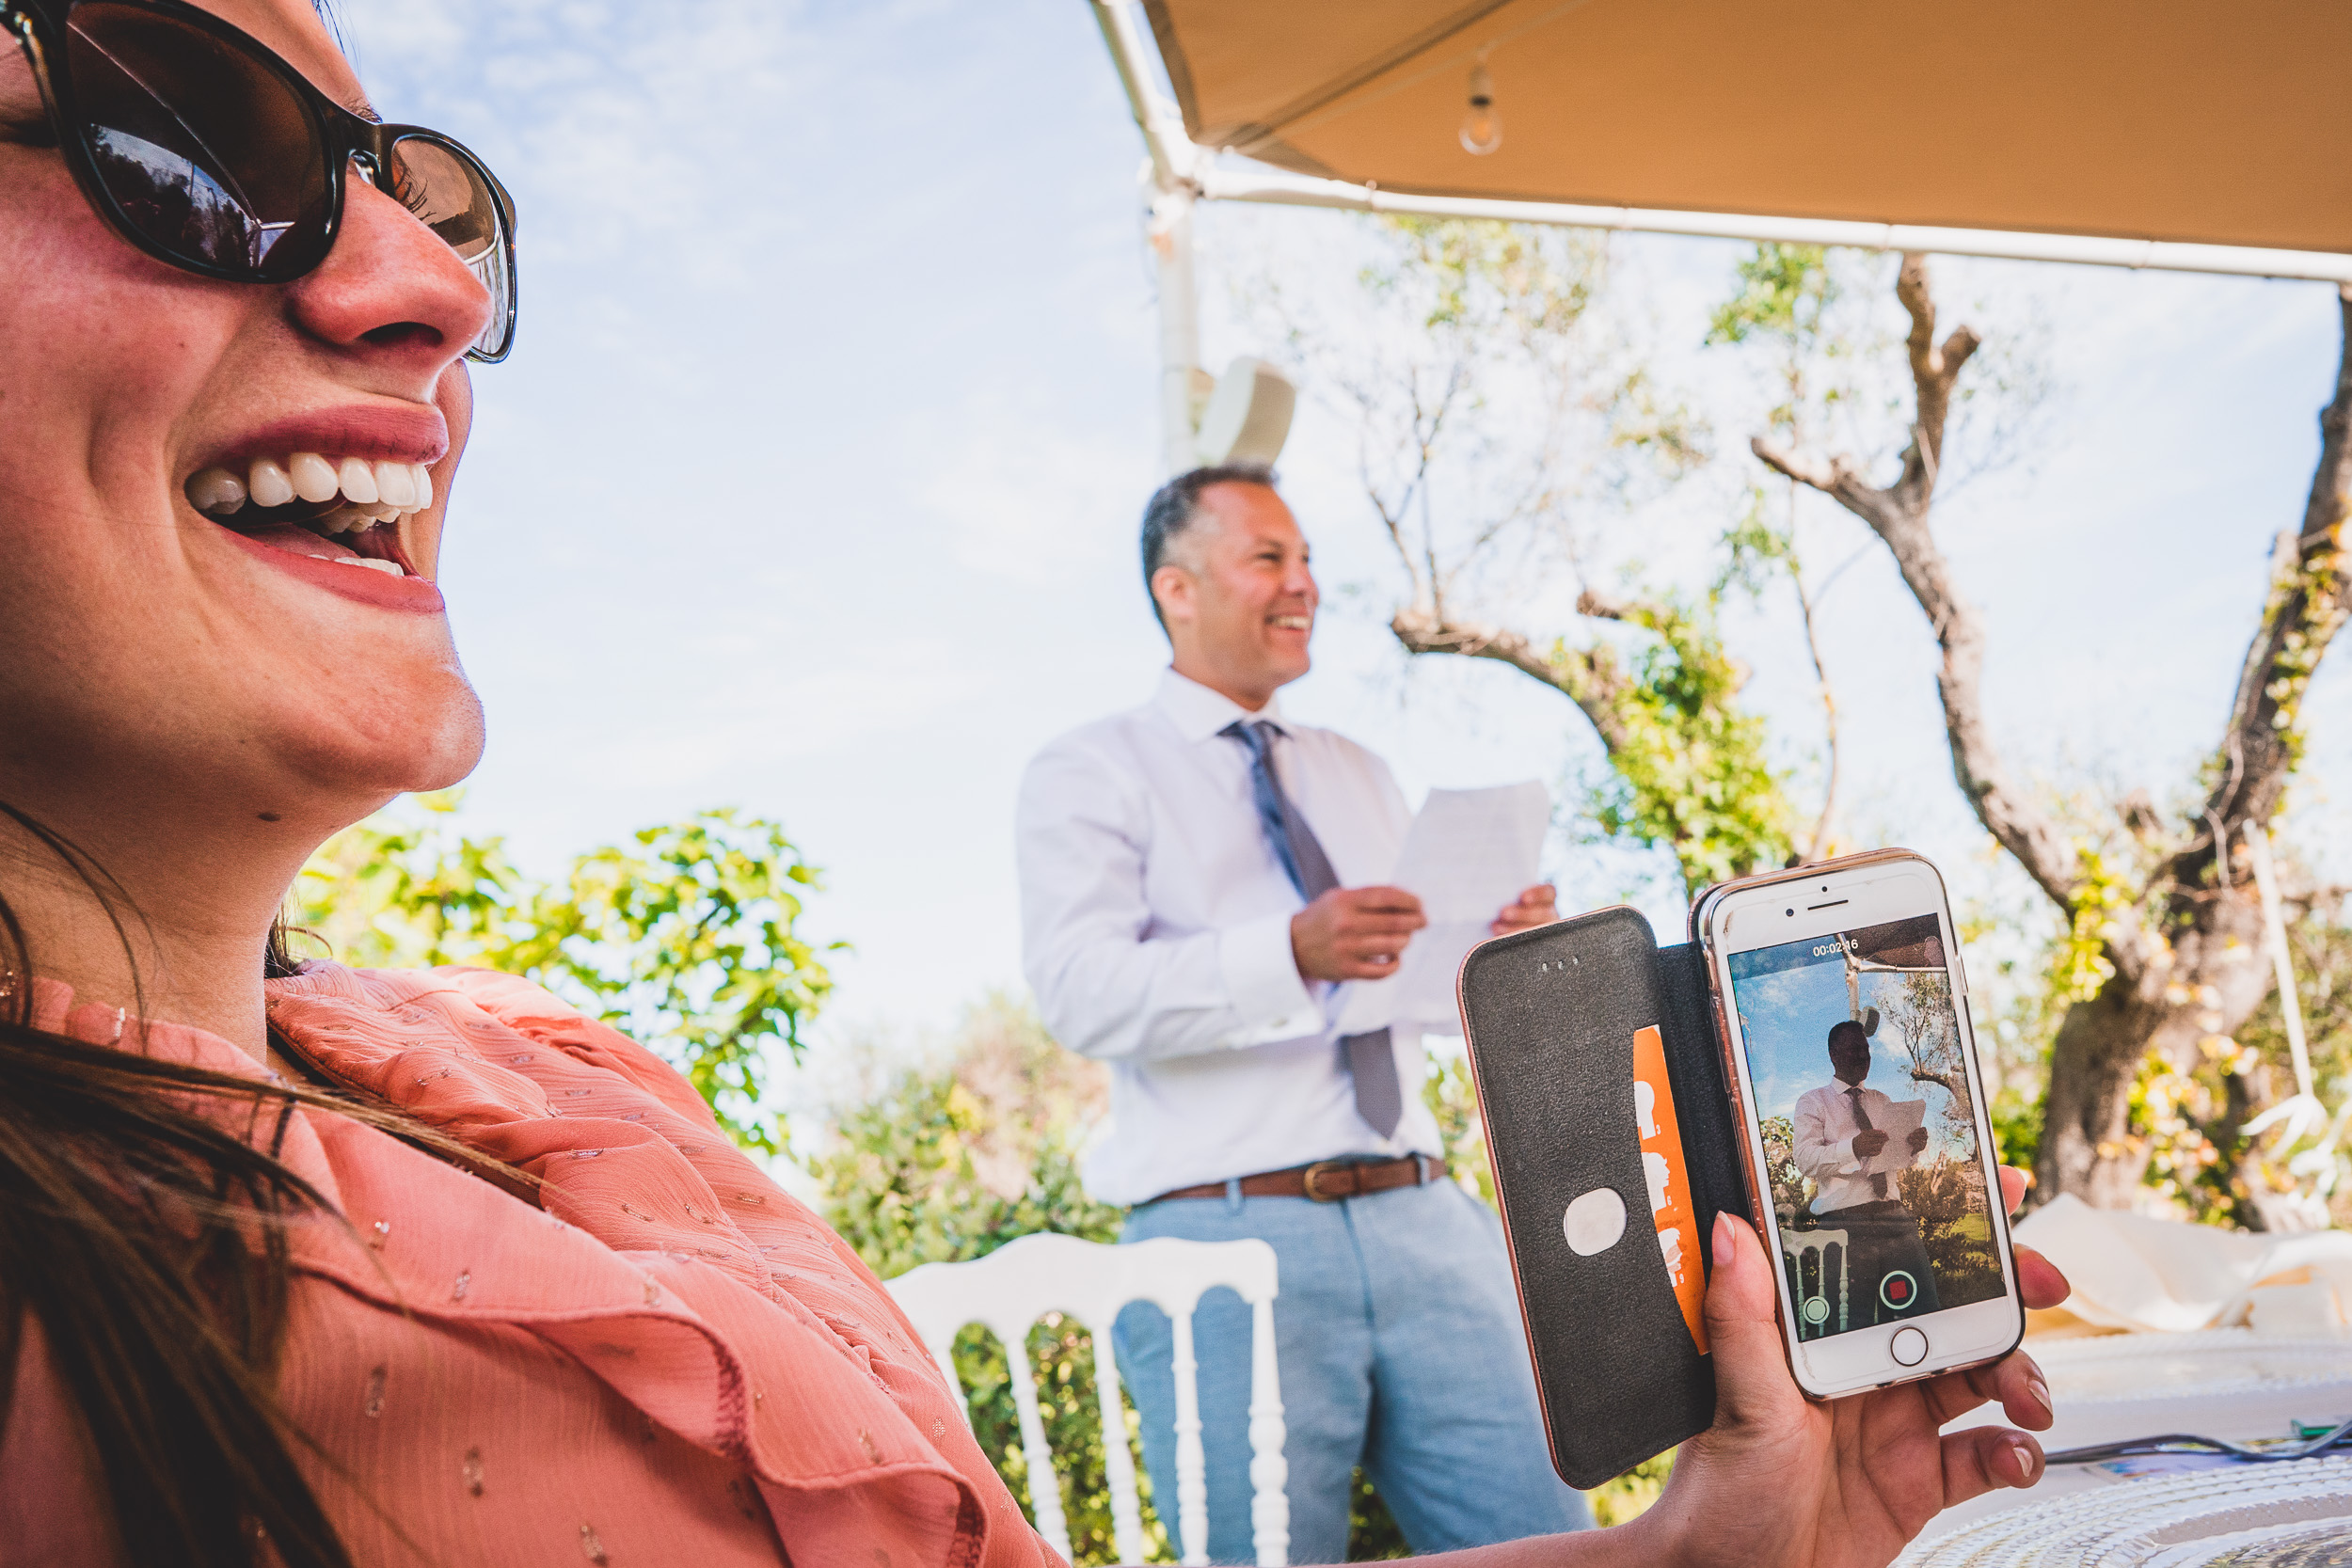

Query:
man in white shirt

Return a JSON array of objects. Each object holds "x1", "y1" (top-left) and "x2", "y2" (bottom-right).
[
  {"x1": 1792, "y1": 1020, "x2": 1939, "y2": 1327},
  {"x1": 1015, "y1": 466, "x2": 1587, "y2": 1561}
]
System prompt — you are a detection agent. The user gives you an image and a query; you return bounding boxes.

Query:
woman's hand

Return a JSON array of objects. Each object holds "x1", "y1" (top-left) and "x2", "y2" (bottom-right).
[{"x1": 1629, "y1": 1166, "x2": 2068, "y2": 1568}]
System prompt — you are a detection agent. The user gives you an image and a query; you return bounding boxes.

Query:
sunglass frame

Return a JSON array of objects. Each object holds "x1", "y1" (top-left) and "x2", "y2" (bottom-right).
[{"x1": 1, "y1": 0, "x2": 517, "y2": 360}]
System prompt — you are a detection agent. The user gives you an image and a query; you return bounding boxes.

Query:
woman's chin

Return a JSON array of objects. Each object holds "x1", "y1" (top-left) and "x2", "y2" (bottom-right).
[{"x1": 280, "y1": 677, "x2": 486, "y2": 809}]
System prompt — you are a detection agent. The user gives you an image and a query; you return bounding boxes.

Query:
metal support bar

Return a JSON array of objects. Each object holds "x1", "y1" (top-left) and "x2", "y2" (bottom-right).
[
  {"x1": 1201, "y1": 168, "x2": 2352, "y2": 285},
  {"x1": 1151, "y1": 185, "x2": 1201, "y2": 475}
]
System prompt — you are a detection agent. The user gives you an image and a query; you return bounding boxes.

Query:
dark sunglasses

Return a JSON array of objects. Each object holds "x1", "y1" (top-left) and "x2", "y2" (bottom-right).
[{"x1": 2, "y1": 0, "x2": 516, "y2": 360}]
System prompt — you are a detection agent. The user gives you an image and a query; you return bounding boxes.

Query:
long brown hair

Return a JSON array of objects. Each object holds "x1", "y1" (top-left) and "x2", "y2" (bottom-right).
[{"x1": 0, "y1": 804, "x2": 521, "y2": 1566}]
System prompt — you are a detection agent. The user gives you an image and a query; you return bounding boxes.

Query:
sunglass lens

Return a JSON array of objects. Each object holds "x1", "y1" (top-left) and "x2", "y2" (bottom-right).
[
  {"x1": 63, "y1": 1, "x2": 328, "y2": 277},
  {"x1": 388, "y1": 135, "x2": 514, "y2": 359}
]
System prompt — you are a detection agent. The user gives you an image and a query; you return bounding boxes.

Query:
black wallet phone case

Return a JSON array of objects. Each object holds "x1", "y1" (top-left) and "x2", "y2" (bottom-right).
[{"x1": 1455, "y1": 903, "x2": 1750, "y2": 1489}]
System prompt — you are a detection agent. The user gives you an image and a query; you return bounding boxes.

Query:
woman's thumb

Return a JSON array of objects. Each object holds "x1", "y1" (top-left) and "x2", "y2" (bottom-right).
[{"x1": 1703, "y1": 1212, "x2": 1799, "y2": 1426}]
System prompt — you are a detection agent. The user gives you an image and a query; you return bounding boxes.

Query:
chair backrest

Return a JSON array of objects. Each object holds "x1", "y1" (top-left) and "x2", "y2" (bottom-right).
[
  {"x1": 886, "y1": 1232, "x2": 1289, "y2": 1567},
  {"x1": 1784, "y1": 1227, "x2": 1852, "y2": 1338}
]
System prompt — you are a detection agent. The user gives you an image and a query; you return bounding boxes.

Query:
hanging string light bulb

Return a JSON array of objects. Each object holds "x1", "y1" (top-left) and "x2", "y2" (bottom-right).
[{"x1": 1460, "y1": 53, "x2": 1502, "y2": 155}]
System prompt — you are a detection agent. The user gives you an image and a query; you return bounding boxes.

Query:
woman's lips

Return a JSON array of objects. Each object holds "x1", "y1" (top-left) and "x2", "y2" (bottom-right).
[
  {"x1": 206, "y1": 404, "x2": 450, "y2": 472},
  {"x1": 216, "y1": 523, "x2": 444, "y2": 613}
]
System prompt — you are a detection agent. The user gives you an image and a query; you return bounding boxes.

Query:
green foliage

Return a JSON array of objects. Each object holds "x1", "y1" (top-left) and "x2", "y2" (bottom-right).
[
  {"x1": 2123, "y1": 899, "x2": 2352, "y2": 1227},
  {"x1": 1714, "y1": 485, "x2": 1804, "y2": 604},
  {"x1": 2242, "y1": 903, "x2": 2352, "y2": 1224},
  {"x1": 1421, "y1": 1046, "x2": 1496, "y2": 1207},
  {"x1": 1347, "y1": 1469, "x2": 1410, "y2": 1560},
  {"x1": 1703, "y1": 244, "x2": 1866, "y2": 449},
  {"x1": 806, "y1": 994, "x2": 1122, "y2": 1276},
  {"x1": 802, "y1": 996, "x2": 1154, "y2": 1565},
  {"x1": 1706, "y1": 244, "x2": 1836, "y2": 353},
  {"x1": 2052, "y1": 844, "x2": 2137, "y2": 1004},
  {"x1": 1897, "y1": 1161, "x2": 2001, "y2": 1307},
  {"x1": 1381, "y1": 215, "x2": 1597, "y2": 339},
  {"x1": 1575, "y1": 597, "x2": 1797, "y2": 891},
  {"x1": 1587, "y1": 1450, "x2": 1676, "y2": 1528},
  {"x1": 292, "y1": 792, "x2": 836, "y2": 1154},
  {"x1": 1758, "y1": 1113, "x2": 1808, "y2": 1221}
]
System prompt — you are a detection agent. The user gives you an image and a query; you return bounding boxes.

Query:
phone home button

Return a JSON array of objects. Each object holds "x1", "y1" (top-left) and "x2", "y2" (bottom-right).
[{"x1": 1890, "y1": 1326, "x2": 1929, "y2": 1368}]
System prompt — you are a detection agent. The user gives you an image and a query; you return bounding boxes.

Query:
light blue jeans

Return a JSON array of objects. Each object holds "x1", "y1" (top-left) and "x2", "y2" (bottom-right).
[{"x1": 1115, "y1": 1175, "x2": 1592, "y2": 1563}]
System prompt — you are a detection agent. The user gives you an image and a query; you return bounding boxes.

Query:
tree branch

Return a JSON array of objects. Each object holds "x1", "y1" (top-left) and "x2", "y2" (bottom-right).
[
  {"x1": 1753, "y1": 254, "x2": 2081, "y2": 921},
  {"x1": 1391, "y1": 604, "x2": 1637, "y2": 754},
  {"x1": 1896, "y1": 254, "x2": 1982, "y2": 509},
  {"x1": 2177, "y1": 282, "x2": 2352, "y2": 874}
]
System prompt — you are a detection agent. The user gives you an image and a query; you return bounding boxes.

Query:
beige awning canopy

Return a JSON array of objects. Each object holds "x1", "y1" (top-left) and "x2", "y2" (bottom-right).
[{"x1": 1138, "y1": 0, "x2": 2352, "y2": 258}]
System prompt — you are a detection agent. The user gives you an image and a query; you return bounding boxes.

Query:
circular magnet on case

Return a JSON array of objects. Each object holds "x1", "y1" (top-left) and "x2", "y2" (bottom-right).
[{"x1": 1562, "y1": 1188, "x2": 1628, "y2": 1256}]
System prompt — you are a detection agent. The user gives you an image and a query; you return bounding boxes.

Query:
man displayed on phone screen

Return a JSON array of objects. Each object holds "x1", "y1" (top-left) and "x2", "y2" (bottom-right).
[
  {"x1": 1794, "y1": 1020, "x2": 1939, "y2": 1325},
  {"x1": 1728, "y1": 911, "x2": 2010, "y2": 1348}
]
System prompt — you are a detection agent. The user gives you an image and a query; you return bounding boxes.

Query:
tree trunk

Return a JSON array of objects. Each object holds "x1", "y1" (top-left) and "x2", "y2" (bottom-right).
[
  {"x1": 2038, "y1": 282, "x2": 2352, "y2": 1203},
  {"x1": 1758, "y1": 261, "x2": 2352, "y2": 1207}
]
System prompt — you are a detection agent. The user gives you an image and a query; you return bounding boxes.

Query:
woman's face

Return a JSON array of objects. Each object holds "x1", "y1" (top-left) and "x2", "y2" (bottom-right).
[{"x1": 0, "y1": 0, "x2": 492, "y2": 847}]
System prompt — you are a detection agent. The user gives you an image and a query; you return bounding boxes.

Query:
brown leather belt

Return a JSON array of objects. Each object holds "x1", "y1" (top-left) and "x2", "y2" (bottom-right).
[{"x1": 1145, "y1": 1153, "x2": 1448, "y2": 1206}]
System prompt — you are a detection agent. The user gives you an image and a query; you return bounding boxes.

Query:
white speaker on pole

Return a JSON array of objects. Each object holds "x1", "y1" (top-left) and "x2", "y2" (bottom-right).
[{"x1": 1193, "y1": 356, "x2": 1295, "y2": 467}]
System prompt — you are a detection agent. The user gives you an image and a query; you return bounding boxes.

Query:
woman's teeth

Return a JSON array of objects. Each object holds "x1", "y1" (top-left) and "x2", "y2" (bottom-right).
[{"x1": 184, "y1": 453, "x2": 435, "y2": 534}]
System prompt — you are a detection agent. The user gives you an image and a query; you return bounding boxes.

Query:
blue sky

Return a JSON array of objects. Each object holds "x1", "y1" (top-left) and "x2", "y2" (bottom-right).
[
  {"x1": 1730, "y1": 951, "x2": 1964, "y2": 1158},
  {"x1": 332, "y1": 0, "x2": 2351, "y2": 1064}
]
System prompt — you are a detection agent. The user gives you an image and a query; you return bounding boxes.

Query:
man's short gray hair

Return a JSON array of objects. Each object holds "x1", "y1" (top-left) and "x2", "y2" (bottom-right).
[{"x1": 1138, "y1": 463, "x2": 1277, "y2": 629}]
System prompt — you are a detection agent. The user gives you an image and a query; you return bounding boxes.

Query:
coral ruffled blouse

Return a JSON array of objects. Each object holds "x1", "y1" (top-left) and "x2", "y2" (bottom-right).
[{"x1": 0, "y1": 964, "x2": 1060, "y2": 1568}]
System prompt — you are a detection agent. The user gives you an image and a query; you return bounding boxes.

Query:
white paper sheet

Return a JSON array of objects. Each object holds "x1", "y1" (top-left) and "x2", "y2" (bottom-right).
[
  {"x1": 1334, "y1": 781, "x2": 1549, "y2": 1036},
  {"x1": 1861, "y1": 1098, "x2": 1929, "y2": 1177}
]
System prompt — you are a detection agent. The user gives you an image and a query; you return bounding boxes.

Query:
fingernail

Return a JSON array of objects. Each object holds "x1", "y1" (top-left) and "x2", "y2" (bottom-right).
[
  {"x1": 1711, "y1": 1211, "x2": 1737, "y2": 1269},
  {"x1": 2027, "y1": 1373, "x2": 2052, "y2": 1418},
  {"x1": 2010, "y1": 1437, "x2": 2040, "y2": 1483}
]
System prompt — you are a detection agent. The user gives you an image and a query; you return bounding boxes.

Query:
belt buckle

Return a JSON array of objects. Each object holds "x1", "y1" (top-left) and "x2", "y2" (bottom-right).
[{"x1": 1301, "y1": 1160, "x2": 1354, "y2": 1202}]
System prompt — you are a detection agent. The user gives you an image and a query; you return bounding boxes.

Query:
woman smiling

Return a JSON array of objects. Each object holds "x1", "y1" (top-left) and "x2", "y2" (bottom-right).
[{"x1": 0, "y1": 2, "x2": 2066, "y2": 1564}]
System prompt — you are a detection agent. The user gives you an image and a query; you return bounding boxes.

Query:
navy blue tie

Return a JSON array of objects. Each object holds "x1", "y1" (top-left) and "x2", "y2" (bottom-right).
[{"x1": 1224, "y1": 720, "x2": 1405, "y2": 1138}]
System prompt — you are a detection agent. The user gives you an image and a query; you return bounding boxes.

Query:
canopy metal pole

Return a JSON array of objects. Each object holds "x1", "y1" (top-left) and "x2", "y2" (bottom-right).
[
  {"x1": 1093, "y1": 0, "x2": 1206, "y2": 475},
  {"x1": 1152, "y1": 186, "x2": 1201, "y2": 476},
  {"x1": 1089, "y1": 0, "x2": 2352, "y2": 288},
  {"x1": 1201, "y1": 168, "x2": 2352, "y2": 286}
]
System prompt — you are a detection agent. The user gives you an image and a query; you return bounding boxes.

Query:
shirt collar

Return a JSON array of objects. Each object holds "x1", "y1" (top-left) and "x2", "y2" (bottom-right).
[{"x1": 1155, "y1": 667, "x2": 1288, "y2": 744}]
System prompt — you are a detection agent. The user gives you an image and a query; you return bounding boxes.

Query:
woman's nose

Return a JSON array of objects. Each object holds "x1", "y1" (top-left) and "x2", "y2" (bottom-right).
[{"x1": 279, "y1": 156, "x2": 495, "y2": 380}]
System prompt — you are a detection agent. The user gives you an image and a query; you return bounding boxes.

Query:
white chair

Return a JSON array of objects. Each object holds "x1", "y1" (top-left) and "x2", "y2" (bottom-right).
[
  {"x1": 1784, "y1": 1227, "x2": 1852, "y2": 1338},
  {"x1": 886, "y1": 1232, "x2": 1290, "y2": 1566}
]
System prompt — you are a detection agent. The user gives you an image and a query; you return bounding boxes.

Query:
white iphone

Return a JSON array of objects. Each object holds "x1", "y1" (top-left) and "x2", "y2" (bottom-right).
[{"x1": 1697, "y1": 848, "x2": 2024, "y2": 1399}]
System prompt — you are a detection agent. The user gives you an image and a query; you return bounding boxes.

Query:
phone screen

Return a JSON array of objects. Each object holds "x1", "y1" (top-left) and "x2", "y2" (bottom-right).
[{"x1": 1724, "y1": 912, "x2": 2004, "y2": 1342}]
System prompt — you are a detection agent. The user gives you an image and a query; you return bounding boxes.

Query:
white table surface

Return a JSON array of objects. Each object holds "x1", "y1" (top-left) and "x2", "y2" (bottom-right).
[{"x1": 1916, "y1": 1332, "x2": 2352, "y2": 1544}]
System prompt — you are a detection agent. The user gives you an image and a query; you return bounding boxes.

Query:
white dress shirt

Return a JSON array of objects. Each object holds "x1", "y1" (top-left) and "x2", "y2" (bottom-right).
[
  {"x1": 1017, "y1": 670, "x2": 1443, "y2": 1204},
  {"x1": 1793, "y1": 1080, "x2": 1912, "y2": 1215}
]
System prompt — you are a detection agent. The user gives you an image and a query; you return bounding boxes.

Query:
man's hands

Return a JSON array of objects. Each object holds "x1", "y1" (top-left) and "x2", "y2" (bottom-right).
[
  {"x1": 1491, "y1": 883, "x2": 1560, "y2": 936},
  {"x1": 1848, "y1": 1126, "x2": 1929, "y2": 1162},
  {"x1": 1290, "y1": 882, "x2": 1555, "y2": 984},
  {"x1": 1627, "y1": 1166, "x2": 2070, "y2": 1568},
  {"x1": 1291, "y1": 886, "x2": 1427, "y2": 982}
]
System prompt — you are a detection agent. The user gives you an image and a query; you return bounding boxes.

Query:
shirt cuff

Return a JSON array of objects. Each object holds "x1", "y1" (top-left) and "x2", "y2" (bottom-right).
[{"x1": 1216, "y1": 911, "x2": 1320, "y2": 1041}]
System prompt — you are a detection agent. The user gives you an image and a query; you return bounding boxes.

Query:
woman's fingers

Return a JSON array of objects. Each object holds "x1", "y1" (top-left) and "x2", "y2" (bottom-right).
[
  {"x1": 2015, "y1": 1244, "x2": 2071, "y2": 1310},
  {"x1": 1920, "y1": 1348, "x2": 2054, "y2": 1431},
  {"x1": 1939, "y1": 1425, "x2": 2043, "y2": 1508},
  {"x1": 1988, "y1": 1166, "x2": 2073, "y2": 1307}
]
